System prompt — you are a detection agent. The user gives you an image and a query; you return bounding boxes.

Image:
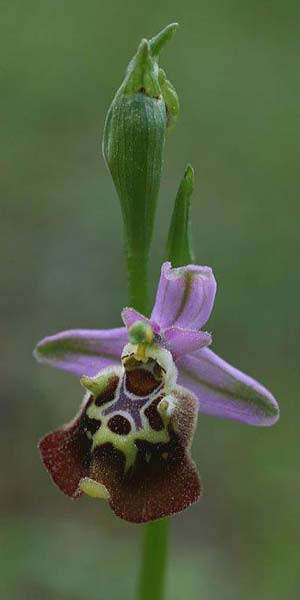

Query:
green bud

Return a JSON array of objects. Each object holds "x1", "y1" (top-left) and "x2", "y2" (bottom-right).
[
  {"x1": 166, "y1": 164, "x2": 195, "y2": 267},
  {"x1": 102, "y1": 24, "x2": 179, "y2": 308}
]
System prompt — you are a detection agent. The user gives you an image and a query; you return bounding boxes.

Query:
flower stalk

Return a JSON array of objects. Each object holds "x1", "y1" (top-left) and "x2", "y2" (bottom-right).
[
  {"x1": 127, "y1": 250, "x2": 149, "y2": 315},
  {"x1": 138, "y1": 518, "x2": 169, "y2": 600}
]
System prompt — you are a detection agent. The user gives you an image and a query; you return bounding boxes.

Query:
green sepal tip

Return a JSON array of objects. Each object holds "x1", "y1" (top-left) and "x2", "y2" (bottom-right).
[
  {"x1": 166, "y1": 164, "x2": 195, "y2": 267},
  {"x1": 149, "y1": 22, "x2": 178, "y2": 57}
]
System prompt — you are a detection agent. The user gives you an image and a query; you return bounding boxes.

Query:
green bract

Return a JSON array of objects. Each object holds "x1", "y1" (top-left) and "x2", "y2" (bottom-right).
[
  {"x1": 166, "y1": 164, "x2": 195, "y2": 267},
  {"x1": 102, "y1": 24, "x2": 179, "y2": 311}
]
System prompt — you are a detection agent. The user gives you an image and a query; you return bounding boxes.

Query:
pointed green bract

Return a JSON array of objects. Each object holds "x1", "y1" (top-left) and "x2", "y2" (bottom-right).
[
  {"x1": 102, "y1": 24, "x2": 179, "y2": 313},
  {"x1": 166, "y1": 164, "x2": 195, "y2": 267}
]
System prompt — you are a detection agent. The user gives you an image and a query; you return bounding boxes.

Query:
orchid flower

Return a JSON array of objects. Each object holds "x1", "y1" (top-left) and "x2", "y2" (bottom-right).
[{"x1": 34, "y1": 261, "x2": 279, "y2": 523}]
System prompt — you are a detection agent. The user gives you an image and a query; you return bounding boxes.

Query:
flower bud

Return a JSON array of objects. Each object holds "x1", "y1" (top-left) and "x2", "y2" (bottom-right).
[{"x1": 102, "y1": 24, "x2": 179, "y2": 269}]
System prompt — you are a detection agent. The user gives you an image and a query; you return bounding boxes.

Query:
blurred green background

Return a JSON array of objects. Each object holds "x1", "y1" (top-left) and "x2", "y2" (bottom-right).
[{"x1": 1, "y1": 1, "x2": 299, "y2": 598}]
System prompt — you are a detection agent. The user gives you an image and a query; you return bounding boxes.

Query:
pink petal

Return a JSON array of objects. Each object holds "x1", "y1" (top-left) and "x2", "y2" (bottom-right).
[
  {"x1": 164, "y1": 327, "x2": 211, "y2": 359},
  {"x1": 178, "y1": 347, "x2": 279, "y2": 426},
  {"x1": 34, "y1": 328, "x2": 127, "y2": 376},
  {"x1": 121, "y1": 307, "x2": 151, "y2": 329},
  {"x1": 151, "y1": 262, "x2": 216, "y2": 330}
]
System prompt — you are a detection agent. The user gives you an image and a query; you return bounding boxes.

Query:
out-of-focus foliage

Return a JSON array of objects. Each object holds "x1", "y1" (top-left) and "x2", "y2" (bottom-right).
[{"x1": 1, "y1": 1, "x2": 299, "y2": 598}]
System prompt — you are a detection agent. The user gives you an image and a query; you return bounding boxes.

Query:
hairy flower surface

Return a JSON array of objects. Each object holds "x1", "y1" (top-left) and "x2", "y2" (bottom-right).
[{"x1": 35, "y1": 262, "x2": 279, "y2": 522}]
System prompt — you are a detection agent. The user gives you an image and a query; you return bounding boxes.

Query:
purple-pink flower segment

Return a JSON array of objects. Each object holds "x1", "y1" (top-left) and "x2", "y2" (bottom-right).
[{"x1": 35, "y1": 262, "x2": 279, "y2": 523}]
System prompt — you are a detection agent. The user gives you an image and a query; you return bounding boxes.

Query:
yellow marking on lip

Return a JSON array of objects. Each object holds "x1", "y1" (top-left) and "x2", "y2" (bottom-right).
[
  {"x1": 159, "y1": 399, "x2": 168, "y2": 413},
  {"x1": 91, "y1": 421, "x2": 170, "y2": 472},
  {"x1": 80, "y1": 477, "x2": 110, "y2": 500},
  {"x1": 86, "y1": 400, "x2": 170, "y2": 472}
]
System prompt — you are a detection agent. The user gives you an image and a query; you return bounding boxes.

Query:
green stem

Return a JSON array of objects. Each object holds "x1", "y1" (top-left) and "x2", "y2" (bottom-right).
[
  {"x1": 138, "y1": 519, "x2": 169, "y2": 600},
  {"x1": 127, "y1": 250, "x2": 149, "y2": 315}
]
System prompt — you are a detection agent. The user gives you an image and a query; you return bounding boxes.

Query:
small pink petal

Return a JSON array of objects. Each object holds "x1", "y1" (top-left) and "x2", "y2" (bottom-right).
[
  {"x1": 164, "y1": 327, "x2": 211, "y2": 359},
  {"x1": 151, "y1": 262, "x2": 216, "y2": 330}
]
